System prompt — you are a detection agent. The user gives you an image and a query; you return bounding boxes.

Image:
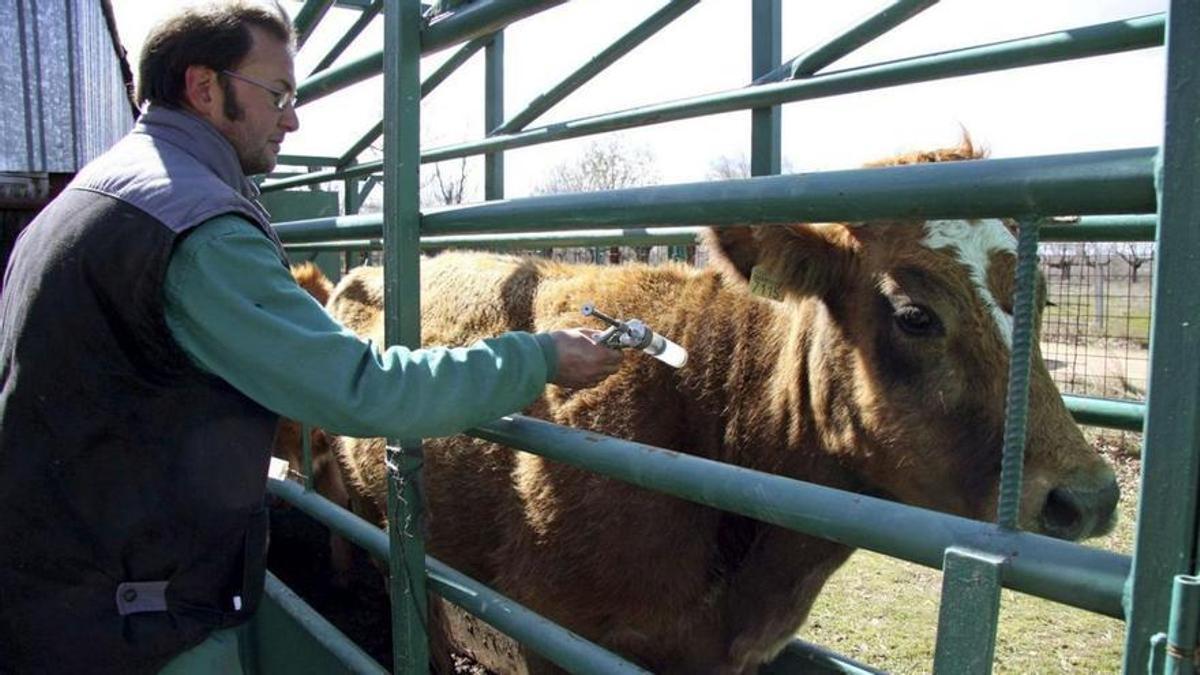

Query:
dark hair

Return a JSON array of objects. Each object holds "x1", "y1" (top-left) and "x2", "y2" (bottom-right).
[{"x1": 136, "y1": 1, "x2": 293, "y2": 109}]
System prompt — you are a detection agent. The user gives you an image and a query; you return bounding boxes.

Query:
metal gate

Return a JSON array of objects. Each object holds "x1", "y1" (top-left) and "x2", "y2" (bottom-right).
[{"x1": 260, "y1": 1, "x2": 1199, "y2": 673}]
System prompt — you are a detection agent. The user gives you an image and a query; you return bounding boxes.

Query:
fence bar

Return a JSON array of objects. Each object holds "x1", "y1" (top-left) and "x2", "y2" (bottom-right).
[
  {"x1": 311, "y1": 0, "x2": 383, "y2": 75},
  {"x1": 382, "y1": 0, "x2": 428, "y2": 672},
  {"x1": 932, "y1": 548, "x2": 1005, "y2": 674},
  {"x1": 1063, "y1": 395, "x2": 1145, "y2": 432},
  {"x1": 275, "y1": 153, "x2": 341, "y2": 167},
  {"x1": 261, "y1": 160, "x2": 380, "y2": 191},
  {"x1": 268, "y1": 149, "x2": 1155, "y2": 237},
  {"x1": 337, "y1": 122, "x2": 384, "y2": 167},
  {"x1": 293, "y1": 0, "x2": 335, "y2": 48},
  {"x1": 996, "y1": 217, "x2": 1041, "y2": 530},
  {"x1": 1041, "y1": 215, "x2": 1158, "y2": 242},
  {"x1": 494, "y1": 0, "x2": 699, "y2": 135},
  {"x1": 470, "y1": 415, "x2": 1130, "y2": 618},
  {"x1": 1126, "y1": 0, "x2": 1200, "y2": 669},
  {"x1": 421, "y1": 14, "x2": 1163, "y2": 164},
  {"x1": 296, "y1": 50, "x2": 383, "y2": 107},
  {"x1": 485, "y1": 32, "x2": 504, "y2": 199},
  {"x1": 266, "y1": 479, "x2": 647, "y2": 674},
  {"x1": 761, "y1": 638, "x2": 885, "y2": 674},
  {"x1": 280, "y1": 227, "x2": 702, "y2": 251},
  {"x1": 756, "y1": 0, "x2": 938, "y2": 83},
  {"x1": 257, "y1": 573, "x2": 389, "y2": 674},
  {"x1": 1165, "y1": 575, "x2": 1200, "y2": 675},
  {"x1": 422, "y1": 148, "x2": 1156, "y2": 234},
  {"x1": 751, "y1": 0, "x2": 781, "y2": 176},
  {"x1": 423, "y1": 35, "x2": 492, "y2": 98},
  {"x1": 422, "y1": 0, "x2": 564, "y2": 53},
  {"x1": 294, "y1": 0, "x2": 563, "y2": 107},
  {"x1": 268, "y1": 13, "x2": 1162, "y2": 192}
]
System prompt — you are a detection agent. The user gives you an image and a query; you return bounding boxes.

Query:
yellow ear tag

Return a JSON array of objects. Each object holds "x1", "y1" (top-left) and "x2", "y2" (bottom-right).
[{"x1": 748, "y1": 265, "x2": 784, "y2": 301}]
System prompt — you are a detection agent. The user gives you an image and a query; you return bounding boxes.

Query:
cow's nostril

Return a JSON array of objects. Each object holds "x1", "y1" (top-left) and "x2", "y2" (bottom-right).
[
  {"x1": 1040, "y1": 487, "x2": 1084, "y2": 540},
  {"x1": 1040, "y1": 480, "x2": 1120, "y2": 541}
]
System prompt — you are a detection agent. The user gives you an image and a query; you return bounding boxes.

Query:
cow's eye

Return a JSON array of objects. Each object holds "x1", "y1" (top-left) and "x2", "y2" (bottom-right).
[{"x1": 894, "y1": 304, "x2": 940, "y2": 336}]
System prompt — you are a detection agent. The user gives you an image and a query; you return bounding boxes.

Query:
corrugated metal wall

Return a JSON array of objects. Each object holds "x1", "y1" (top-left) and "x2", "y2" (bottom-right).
[{"x1": 0, "y1": 0, "x2": 134, "y2": 173}]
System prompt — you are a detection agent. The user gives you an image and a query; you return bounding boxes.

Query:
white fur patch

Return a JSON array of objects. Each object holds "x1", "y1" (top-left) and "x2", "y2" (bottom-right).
[{"x1": 921, "y1": 220, "x2": 1017, "y2": 349}]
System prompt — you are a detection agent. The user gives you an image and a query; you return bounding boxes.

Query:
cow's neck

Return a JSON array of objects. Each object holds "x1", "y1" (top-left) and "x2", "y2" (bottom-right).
[{"x1": 672, "y1": 274, "x2": 861, "y2": 493}]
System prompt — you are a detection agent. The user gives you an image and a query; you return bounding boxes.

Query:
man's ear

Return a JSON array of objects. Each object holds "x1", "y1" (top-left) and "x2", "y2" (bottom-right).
[{"x1": 182, "y1": 65, "x2": 220, "y2": 118}]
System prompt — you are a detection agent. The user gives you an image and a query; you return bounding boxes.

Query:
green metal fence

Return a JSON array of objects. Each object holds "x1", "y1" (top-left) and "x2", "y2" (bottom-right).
[{"x1": 258, "y1": 1, "x2": 1198, "y2": 673}]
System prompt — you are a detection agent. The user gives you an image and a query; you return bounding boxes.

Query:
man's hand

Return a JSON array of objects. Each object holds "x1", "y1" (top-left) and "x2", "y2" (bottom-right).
[{"x1": 547, "y1": 328, "x2": 623, "y2": 388}]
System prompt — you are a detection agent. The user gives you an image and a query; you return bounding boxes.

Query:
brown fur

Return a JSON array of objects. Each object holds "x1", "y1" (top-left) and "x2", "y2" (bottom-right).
[{"x1": 288, "y1": 143, "x2": 1118, "y2": 674}]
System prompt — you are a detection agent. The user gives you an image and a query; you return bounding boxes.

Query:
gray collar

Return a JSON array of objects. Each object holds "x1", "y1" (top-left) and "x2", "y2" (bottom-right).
[{"x1": 132, "y1": 105, "x2": 262, "y2": 203}]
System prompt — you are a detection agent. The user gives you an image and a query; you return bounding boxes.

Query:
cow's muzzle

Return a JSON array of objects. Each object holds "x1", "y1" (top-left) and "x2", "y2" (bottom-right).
[{"x1": 1039, "y1": 478, "x2": 1120, "y2": 540}]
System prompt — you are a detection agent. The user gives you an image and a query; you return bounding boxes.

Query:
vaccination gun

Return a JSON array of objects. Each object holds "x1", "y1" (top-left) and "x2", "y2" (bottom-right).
[{"x1": 581, "y1": 302, "x2": 688, "y2": 369}]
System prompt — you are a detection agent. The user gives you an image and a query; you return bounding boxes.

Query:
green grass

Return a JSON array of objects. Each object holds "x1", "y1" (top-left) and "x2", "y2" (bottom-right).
[{"x1": 798, "y1": 451, "x2": 1138, "y2": 674}]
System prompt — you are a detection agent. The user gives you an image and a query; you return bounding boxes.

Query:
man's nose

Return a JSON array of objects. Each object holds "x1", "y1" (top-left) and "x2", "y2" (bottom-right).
[{"x1": 280, "y1": 105, "x2": 299, "y2": 132}]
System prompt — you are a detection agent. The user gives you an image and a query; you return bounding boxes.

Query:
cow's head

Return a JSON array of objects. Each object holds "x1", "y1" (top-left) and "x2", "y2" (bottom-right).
[{"x1": 704, "y1": 139, "x2": 1118, "y2": 540}]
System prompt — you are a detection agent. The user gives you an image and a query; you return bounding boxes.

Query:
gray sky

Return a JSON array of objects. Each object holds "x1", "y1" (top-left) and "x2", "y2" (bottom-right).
[{"x1": 110, "y1": 0, "x2": 1168, "y2": 199}]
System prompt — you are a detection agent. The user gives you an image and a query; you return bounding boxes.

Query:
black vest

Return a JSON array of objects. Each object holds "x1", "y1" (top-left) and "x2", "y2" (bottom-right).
[{"x1": 0, "y1": 107, "x2": 287, "y2": 674}]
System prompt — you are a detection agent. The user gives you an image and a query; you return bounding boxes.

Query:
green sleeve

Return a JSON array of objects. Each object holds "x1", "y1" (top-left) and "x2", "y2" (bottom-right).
[{"x1": 163, "y1": 215, "x2": 558, "y2": 439}]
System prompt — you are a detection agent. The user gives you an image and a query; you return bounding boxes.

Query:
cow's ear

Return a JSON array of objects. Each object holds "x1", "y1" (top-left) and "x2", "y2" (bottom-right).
[{"x1": 704, "y1": 224, "x2": 854, "y2": 299}]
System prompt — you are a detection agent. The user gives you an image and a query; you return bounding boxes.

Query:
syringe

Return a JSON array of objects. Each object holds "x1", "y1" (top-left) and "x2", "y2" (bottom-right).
[{"x1": 581, "y1": 303, "x2": 688, "y2": 369}]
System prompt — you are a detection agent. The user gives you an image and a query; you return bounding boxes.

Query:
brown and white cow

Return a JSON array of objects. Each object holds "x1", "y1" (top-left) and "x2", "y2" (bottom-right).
[{"x1": 303, "y1": 141, "x2": 1119, "y2": 673}]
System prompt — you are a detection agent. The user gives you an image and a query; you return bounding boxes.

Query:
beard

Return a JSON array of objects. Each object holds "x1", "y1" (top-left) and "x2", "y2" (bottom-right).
[{"x1": 220, "y1": 78, "x2": 275, "y2": 176}]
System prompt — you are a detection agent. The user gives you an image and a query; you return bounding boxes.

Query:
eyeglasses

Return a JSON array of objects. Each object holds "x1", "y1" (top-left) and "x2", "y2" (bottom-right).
[{"x1": 221, "y1": 70, "x2": 296, "y2": 110}]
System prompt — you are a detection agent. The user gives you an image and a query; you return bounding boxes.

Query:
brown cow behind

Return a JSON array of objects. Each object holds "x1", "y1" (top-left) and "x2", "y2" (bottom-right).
[{"x1": 300, "y1": 141, "x2": 1119, "y2": 673}]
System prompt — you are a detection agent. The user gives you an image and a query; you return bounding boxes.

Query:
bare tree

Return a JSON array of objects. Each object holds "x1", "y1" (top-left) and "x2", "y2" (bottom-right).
[
  {"x1": 422, "y1": 158, "x2": 470, "y2": 207},
  {"x1": 1116, "y1": 242, "x2": 1154, "y2": 283},
  {"x1": 1042, "y1": 242, "x2": 1079, "y2": 282},
  {"x1": 535, "y1": 137, "x2": 660, "y2": 263}
]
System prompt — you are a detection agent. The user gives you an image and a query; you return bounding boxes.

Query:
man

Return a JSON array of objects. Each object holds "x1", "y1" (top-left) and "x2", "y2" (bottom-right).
[{"x1": 0, "y1": 2, "x2": 621, "y2": 673}]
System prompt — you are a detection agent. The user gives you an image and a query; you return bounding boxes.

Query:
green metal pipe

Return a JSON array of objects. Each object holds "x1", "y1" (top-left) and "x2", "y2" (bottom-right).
[
  {"x1": 761, "y1": 638, "x2": 885, "y2": 674},
  {"x1": 275, "y1": 153, "x2": 341, "y2": 167},
  {"x1": 494, "y1": 0, "x2": 700, "y2": 134},
  {"x1": 271, "y1": 14, "x2": 1163, "y2": 191},
  {"x1": 383, "y1": 1, "x2": 427, "y2": 671},
  {"x1": 280, "y1": 226, "x2": 703, "y2": 251},
  {"x1": 932, "y1": 548, "x2": 1005, "y2": 674},
  {"x1": 469, "y1": 415, "x2": 1131, "y2": 618},
  {"x1": 423, "y1": 35, "x2": 492, "y2": 98},
  {"x1": 1125, "y1": 1, "x2": 1200, "y2": 669},
  {"x1": 292, "y1": 0, "x2": 336, "y2": 48},
  {"x1": 1041, "y1": 215, "x2": 1158, "y2": 242},
  {"x1": 294, "y1": 1, "x2": 563, "y2": 107},
  {"x1": 418, "y1": 148, "x2": 1156, "y2": 235},
  {"x1": 426, "y1": 559, "x2": 648, "y2": 674},
  {"x1": 311, "y1": 0, "x2": 383, "y2": 75},
  {"x1": 422, "y1": 0, "x2": 565, "y2": 54},
  {"x1": 261, "y1": 160, "x2": 380, "y2": 191},
  {"x1": 485, "y1": 32, "x2": 505, "y2": 199},
  {"x1": 751, "y1": 0, "x2": 781, "y2": 177},
  {"x1": 337, "y1": 123, "x2": 384, "y2": 168},
  {"x1": 755, "y1": 0, "x2": 939, "y2": 83},
  {"x1": 266, "y1": 479, "x2": 647, "y2": 674},
  {"x1": 1166, "y1": 575, "x2": 1200, "y2": 675},
  {"x1": 259, "y1": 573, "x2": 389, "y2": 674},
  {"x1": 270, "y1": 148, "x2": 1155, "y2": 238},
  {"x1": 296, "y1": 50, "x2": 383, "y2": 107},
  {"x1": 1063, "y1": 395, "x2": 1145, "y2": 432},
  {"x1": 421, "y1": 14, "x2": 1163, "y2": 164}
]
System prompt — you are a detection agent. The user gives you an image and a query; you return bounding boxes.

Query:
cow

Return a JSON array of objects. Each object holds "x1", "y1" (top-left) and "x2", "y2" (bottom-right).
[{"x1": 297, "y1": 140, "x2": 1119, "y2": 674}]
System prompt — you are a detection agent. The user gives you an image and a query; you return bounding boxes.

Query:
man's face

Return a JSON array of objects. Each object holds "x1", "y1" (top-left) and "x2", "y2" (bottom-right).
[{"x1": 213, "y1": 27, "x2": 299, "y2": 176}]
